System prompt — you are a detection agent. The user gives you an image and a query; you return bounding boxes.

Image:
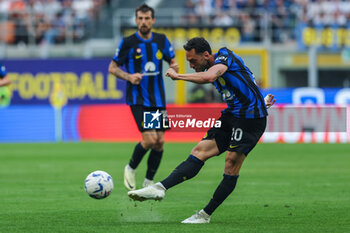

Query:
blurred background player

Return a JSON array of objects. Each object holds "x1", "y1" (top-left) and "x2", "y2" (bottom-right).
[
  {"x1": 128, "y1": 37, "x2": 275, "y2": 223},
  {"x1": 108, "y1": 4, "x2": 179, "y2": 190},
  {"x1": 0, "y1": 63, "x2": 10, "y2": 87}
]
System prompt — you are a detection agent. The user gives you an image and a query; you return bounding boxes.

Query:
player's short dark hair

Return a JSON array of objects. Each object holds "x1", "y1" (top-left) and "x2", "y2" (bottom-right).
[
  {"x1": 136, "y1": 3, "x2": 155, "y2": 18},
  {"x1": 183, "y1": 37, "x2": 212, "y2": 55}
]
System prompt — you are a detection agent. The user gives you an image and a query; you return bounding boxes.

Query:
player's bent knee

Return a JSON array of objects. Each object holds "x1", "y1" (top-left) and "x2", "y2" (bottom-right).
[
  {"x1": 191, "y1": 145, "x2": 202, "y2": 157},
  {"x1": 142, "y1": 137, "x2": 157, "y2": 149},
  {"x1": 150, "y1": 135, "x2": 164, "y2": 150},
  {"x1": 191, "y1": 146, "x2": 214, "y2": 161},
  {"x1": 153, "y1": 142, "x2": 164, "y2": 151},
  {"x1": 224, "y1": 161, "x2": 241, "y2": 175}
]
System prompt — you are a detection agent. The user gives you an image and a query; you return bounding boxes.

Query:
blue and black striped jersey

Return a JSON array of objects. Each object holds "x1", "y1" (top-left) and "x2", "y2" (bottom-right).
[
  {"x1": 213, "y1": 47, "x2": 268, "y2": 119},
  {"x1": 0, "y1": 63, "x2": 7, "y2": 79},
  {"x1": 112, "y1": 32, "x2": 175, "y2": 108}
]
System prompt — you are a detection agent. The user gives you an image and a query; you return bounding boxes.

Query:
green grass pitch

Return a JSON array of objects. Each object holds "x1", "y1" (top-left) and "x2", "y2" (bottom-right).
[{"x1": 1, "y1": 142, "x2": 349, "y2": 233}]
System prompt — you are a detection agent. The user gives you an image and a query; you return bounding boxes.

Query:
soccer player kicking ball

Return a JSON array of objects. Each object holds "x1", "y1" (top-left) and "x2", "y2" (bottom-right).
[{"x1": 128, "y1": 37, "x2": 275, "y2": 224}]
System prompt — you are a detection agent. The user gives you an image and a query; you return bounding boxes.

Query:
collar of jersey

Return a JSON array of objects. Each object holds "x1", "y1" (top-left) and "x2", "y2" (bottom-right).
[{"x1": 135, "y1": 32, "x2": 153, "y2": 42}]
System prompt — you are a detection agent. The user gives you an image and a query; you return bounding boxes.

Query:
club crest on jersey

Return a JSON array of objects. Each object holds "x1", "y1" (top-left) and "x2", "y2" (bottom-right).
[
  {"x1": 156, "y1": 50, "x2": 163, "y2": 60},
  {"x1": 218, "y1": 77, "x2": 226, "y2": 86},
  {"x1": 136, "y1": 48, "x2": 142, "y2": 53}
]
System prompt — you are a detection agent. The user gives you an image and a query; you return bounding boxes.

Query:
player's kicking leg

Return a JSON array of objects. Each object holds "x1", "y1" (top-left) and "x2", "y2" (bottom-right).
[
  {"x1": 181, "y1": 151, "x2": 245, "y2": 223},
  {"x1": 128, "y1": 139, "x2": 219, "y2": 201}
]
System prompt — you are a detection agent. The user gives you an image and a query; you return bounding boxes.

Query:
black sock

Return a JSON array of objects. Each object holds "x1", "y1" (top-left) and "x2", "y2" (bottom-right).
[
  {"x1": 129, "y1": 142, "x2": 148, "y2": 169},
  {"x1": 161, "y1": 155, "x2": 204, "y2": 189},
  {"x1": 203, "y1": 174, "x2": 239, "y2": 215},
  {"x1": 146, "y1": 149, "x2": 163, "y2": 180}
]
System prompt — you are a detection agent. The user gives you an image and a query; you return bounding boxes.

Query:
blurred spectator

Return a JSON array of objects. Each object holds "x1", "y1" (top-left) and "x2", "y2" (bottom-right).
[
  {"x1": 0, "y1": 0, "x2": 10, "y2": 14},
  {"x1": 12, "y1": 10, "x2": 29, "y2": 44},
  {"x1": 183, "y1": 0, "x2": 198, "y2": 24},
  {"x1": 34, "y1": 13, "x2": 50, "y2": 44},
  {"x1": 238, "y1": 12, "x2": 255, "y2": 42},
  {"x1": 9, "y1": 0, "x2": 26, "y2": 13},
  {"x1": 195, "y1": 0, "x2": 213, "y2": 24},
  {"x1": 43, "y1": 12, "x2": 66, "y2": 44},
  {"x1": 270, "y1": 0, "x2": 289, "y2": 42},
  {"x1": 44, "y1": 0, "x2": 62, "y2": 21},
  {"x1": 213, "y1": 0, "x2": 231, "y2": 13},
  {"x1": 212, "y1": 0, "x2": 234, "y2": 26},
  {"x1": 213, "y1": 12, "x2": 233, "y2": 26}
]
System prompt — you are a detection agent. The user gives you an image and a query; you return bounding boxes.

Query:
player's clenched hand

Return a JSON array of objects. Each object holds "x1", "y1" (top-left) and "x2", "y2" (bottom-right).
[
  {"x1": 170, "y1": 63, "x2": 179, "y2": 73},
  {"x1": 166, "y1": 68, "x2": 179, "y2": 80},
  {"x1": 264, "y1": 94, "x2": 276, "y2": 109},
  {"x1": 128, "y1": 73, "x2": 143, "y2": 85}
]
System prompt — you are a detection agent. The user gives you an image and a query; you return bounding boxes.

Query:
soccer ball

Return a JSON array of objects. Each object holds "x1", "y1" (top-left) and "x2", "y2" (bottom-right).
[{"x1": 84, "y1": 170, "x2": 114, "y2": 199}]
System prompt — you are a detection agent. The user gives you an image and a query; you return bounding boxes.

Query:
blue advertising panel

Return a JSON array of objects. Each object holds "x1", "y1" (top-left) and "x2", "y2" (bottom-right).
[
  {"x1": 0, "y1": 106, "x2": 56, "y2": 142},
  {"x1": 262, "y1": 88, "x2": 350, "y2": 104},
  {"x1": 2, "y1": 59, "x2": 126, "y2": 105}
]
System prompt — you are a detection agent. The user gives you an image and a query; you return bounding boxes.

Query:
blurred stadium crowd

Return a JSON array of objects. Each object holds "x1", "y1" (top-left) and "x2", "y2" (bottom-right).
[
  {"x1": 183, "y1": 0, "x2": 350, "y2": 43},
  {"x1": 0, "y1": 0, "x2": 109, "y2": 44},
  {"x1": 0, "y1": 0, "x2": 349, "y2": 45}
]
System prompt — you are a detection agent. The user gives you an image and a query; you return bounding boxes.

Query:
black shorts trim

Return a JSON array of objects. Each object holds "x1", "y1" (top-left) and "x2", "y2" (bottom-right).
[
  {"x1": 130, "y1": 105, "x2": 169, "y2": 132},
  {"x1": 202, "y1": 113, "x2": 266, "y2": 156}
]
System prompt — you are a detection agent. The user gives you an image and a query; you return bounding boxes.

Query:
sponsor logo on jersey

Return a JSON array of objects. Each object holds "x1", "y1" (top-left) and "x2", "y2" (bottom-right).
[
  {"x1": 215, "y1": 55, "x2": 228, "y2": 62},
  {"x1": 143, "y1": 62, "x2": 159, "y2": 76},
  {"x1": 114, "y1": 48, "x2": 119, "y2": 57}
]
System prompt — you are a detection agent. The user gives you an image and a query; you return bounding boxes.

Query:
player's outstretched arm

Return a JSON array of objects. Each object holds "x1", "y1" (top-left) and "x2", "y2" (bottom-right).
[
  {"x1": 108, "y1": 60, "x2": 143, "y2": 85},
  {"x1": 166, "y1": 64, "x2": 227, "y2": 84},
  {"x1": 0, "y1": 75, "x2": 10, "y2": 87}
]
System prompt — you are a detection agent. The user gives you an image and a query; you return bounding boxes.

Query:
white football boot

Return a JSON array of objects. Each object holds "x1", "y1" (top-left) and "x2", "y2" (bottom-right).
[
  {"x1": 124, "y1": 164, "x2": 136, "y2": 190},
  {"x1": 128, "y1": 182, "x2": 165, "y2": 201},
  {"x1": 142, "y1": 178, "x2": 154, "y2": 188},
  {"x1": 181, "y1": 209, "x2": 211, "y2": 224}
]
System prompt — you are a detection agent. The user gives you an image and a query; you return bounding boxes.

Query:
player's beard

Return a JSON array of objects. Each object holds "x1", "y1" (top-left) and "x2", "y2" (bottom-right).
[
  {"x1": 195, "y1": 60, "x2": 210, "y2": 72},
  {"x1": 139, "y1": 25, "x2": 151, "y2": 36}
]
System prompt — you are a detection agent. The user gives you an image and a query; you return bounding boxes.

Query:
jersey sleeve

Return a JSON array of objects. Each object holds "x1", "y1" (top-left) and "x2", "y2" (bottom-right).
[
  {"x1": 112, "y1": 39, "x2": 129, "y2": 66},
  {"x1": 214, "y1": 48, "x2": 233, "y2": 67},
  {"x1": 0, "y1": 63, "x2": 7, "y2": 79},
  {"x1": 162, "y1": 36, "x2": 175, "y2": 63}
]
